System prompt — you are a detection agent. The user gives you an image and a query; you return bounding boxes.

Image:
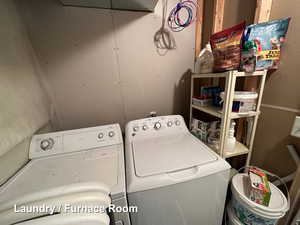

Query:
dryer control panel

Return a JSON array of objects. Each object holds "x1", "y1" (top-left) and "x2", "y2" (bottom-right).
[
  {"x1": 30, "y1": 124, "x2": 122, "y2": 159},
  {"x1": 126, "y1": 115, "x2": 188, "y2": 140}
]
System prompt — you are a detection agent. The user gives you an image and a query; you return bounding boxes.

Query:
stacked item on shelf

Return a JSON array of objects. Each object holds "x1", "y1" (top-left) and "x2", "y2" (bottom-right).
[
  {"x1": 192, "y1": 97, "x2": 212, "y2": 107},
  {"x1": 224, "y1": 120, "x2": 236, "y2": 153},
  {"x1": 194, "y1": 43, "x2": 214, "y2": 73},
  {"x1": 195, "y1": 18, "x2": 291, "y2": 74},
  {"x1": 210, "y1": 22, "x2": 246, "y2": 72},
  {"x1": 220, "y1": 91, "x2": 258, "y2": 113},
  {"x1": 241, "y1": 18, "x2": 291, "y2": 72},
  {"x1": 192, "y1": 86, "x2": 221, "y2": 107},
  {"x1": 191, "y1": 118, "x2": 221, "y2": 149},
  {"x1": 189, "y1": 70, "x2": 267, "y2": 161}
]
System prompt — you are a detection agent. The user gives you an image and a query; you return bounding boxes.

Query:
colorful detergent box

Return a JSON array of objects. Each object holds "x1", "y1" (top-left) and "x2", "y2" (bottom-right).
[
  {"x1": 248, "y1": 168, "x2": 271, "y2": 206},
  {"x1": 241, "y1": 18, "x2": 291, "y2": 71}
]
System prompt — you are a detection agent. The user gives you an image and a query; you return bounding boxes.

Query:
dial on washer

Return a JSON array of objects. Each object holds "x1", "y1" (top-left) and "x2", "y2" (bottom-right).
[{"x1": 40, "y1": 138, "x2": 54, "y2": 151}]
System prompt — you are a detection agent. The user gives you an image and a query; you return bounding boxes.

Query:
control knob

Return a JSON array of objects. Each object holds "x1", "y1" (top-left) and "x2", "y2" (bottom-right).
[
  {"x1": 108, "y1": 131, "x2": 115, "y2": 137},
  {"x1": 154, "y1": 122, "x2": 161, "y2": 130},
  {"x1": 133, "y1": 126, "x2": 139, "y2": 132},
  {"x1": 98, "y1": 132, "x2": 104, "y2": 139},
  {"x1": 167, "y1": 121, "x2": 173, "y2": 127},
  {"x1": 175, "y1": 120, "x2": 181, "y2": 126},
  {"x1": 142, "y1": 125, "x2": 148, "y2": 131},
  {"x1": 40, "y1": 138, "x2": 54, "y2": 151}
]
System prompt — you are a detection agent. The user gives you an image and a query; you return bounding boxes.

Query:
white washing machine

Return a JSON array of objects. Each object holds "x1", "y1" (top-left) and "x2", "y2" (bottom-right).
[
  {"x1": 125, "y1": 115, "x2": 231, "y2": 225},
  {"x1": 0, "y1": 124, "x2": 131, "y2": 225}
]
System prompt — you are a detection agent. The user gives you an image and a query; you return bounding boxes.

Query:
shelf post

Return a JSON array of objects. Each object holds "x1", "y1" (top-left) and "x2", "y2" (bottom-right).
[
  {"x1": 219, "y1": 71, "x2": 233, "y2": 157},
  {"x1": 189, "y1": 75, "x2": 195, "y2": 130},
  {"x1": 246, "y1": 70, "x2": 267, "y2": 166}
]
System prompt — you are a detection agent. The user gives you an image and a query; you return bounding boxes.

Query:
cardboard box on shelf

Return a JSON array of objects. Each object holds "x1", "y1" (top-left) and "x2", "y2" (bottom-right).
[{"x1": 191, "y1": 118, "x2": 220, "y2": 145}]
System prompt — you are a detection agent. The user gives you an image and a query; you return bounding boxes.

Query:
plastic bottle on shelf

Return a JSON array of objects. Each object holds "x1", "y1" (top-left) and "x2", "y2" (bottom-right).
[
  {"x1": 225, "y1": 120, "x2": 236, "y2": 153},
  {"x1": 194, "y1": 43, "x2": 214, "y2": 73}
]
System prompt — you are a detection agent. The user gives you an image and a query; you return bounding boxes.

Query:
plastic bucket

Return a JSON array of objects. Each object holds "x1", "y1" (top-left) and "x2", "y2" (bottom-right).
[
  {"x1": 231, "y1": 173, "x2": 289, "y2": 225},
  {"x1": 227, "y1": 204, "x2": 243, "y2": 225},
  {"x1": 220, "y1": 92, "x2": 258, "y2": 113},
  {"x1": 220, "y1": 91, "x2": 258, "y2": 101}
]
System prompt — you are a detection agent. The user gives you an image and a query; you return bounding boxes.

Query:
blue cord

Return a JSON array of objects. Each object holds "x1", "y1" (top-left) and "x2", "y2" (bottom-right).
[{"x1": 168, "y1": 0, "x2": 197, "y2": 32}]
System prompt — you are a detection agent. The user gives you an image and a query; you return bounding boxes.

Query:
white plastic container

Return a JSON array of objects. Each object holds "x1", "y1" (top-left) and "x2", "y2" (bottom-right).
[
  {"x1": 225, "y1": 120, "x2": 236, "y2": 153},
  {"x1": 192, "y1": 98, "x2": 212, "y2": 107},
  {"x1": 194, "y1": 43, "x2": 214, "y2": 73},
  {"x1": 230, "y1": 173, "x2": 289, "y2": 225},
  {"x1": 220, "y1": 92, "x2": 258, "y2": 113}
]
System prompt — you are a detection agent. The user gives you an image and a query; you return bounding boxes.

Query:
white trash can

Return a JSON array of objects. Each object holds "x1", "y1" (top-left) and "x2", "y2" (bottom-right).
[
  {"x1": 227, "y1": 204, "x2": 243, "y2": 225},
  {"x1": 230, "y1": 173, "x2": 289, "y2": 225}
]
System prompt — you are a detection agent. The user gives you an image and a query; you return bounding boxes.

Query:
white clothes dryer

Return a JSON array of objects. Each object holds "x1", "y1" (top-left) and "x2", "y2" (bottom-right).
[
  {"x1": 0, "y1": 124, "x2": 130, "y2": 225},
  {"x1": 17, "y1": 213, "x2": 110, "y2": 225}
]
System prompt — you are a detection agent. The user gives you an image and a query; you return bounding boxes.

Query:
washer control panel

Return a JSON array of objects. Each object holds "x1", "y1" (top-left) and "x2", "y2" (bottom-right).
[
  {"x1": 126, "y1": 115, "x2": 187, "y2": 138},
  {"x1": 30, "y1": 124, "x2": 122, "y2": 159}
]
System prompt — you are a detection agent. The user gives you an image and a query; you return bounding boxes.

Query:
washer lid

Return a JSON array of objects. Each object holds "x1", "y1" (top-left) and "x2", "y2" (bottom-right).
[
  {"x1": 132, "y1": 133, "x2": 218, "y2": 177},
  {"x1": 0, "y1": 146, "x2": 120, "y2": 204}
]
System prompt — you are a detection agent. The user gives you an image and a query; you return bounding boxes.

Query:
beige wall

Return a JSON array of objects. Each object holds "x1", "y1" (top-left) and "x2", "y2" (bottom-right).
[
  {"x1": 251, "y1": 0, "x2": 300, "y2": 177},
  {"x1": 223, "y1": 0, "x2": 256, "y2": 28},
  {"x1": 252, "y1": 108, "x2": 300, "y2": 176},
  {"x1": 201, "y1": 0, "x2": 214, "y2": 47},
  {"x1": 202, "y1": 0, "x2": 256, "y2": 48},
  {"x1": 17, "y1": 0, "x2": 194, "y2": 131},
  {"x1": 0, "y1": 0, "x2": 50, "y2": 184}
]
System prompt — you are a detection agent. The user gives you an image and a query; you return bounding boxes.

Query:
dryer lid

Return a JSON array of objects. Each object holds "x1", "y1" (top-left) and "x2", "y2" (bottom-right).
[
  {"x1": 0, "y1": 146, "x2": 120, "y2": 204},
  {"x1": 132, "y1": 133, "x2": 218, "y2": 177},
  {"x1": 16, "y1": 213, "x2": 110, "y2": 225},
  {"x1": 0, "y1": 191, "x2": 111, "y2": 224}
]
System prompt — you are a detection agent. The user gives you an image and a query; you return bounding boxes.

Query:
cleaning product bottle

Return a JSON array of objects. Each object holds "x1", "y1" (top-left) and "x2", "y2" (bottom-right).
[
  {"x1": 241, "y1": 40, "x2": 257, "y2": 72},
  {"x1": 225, "y1": 120, "x2": 236, "y2": 153},
  {"x1": 194, "y1": 43, "x2": 214, "y2": 73}
]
